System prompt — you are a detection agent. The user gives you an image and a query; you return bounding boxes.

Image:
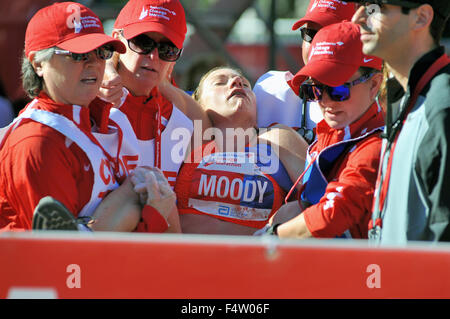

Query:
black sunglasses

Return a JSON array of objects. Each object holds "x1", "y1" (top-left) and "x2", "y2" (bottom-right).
[
  {"x1": 300, "y1": 28, "x2": 318, "y2": 43},
  {"x1": 126, "y1": 33, "x2": 182, "y2": 62},
  {"x1": 358, "y1": 1, "x2": 421, "y2": 8},
  {"x1": 300, "y1": 72, "x2": 375, "y2": 102},
  {"x1": 54, "y1": 45, "x2": 114, "y2": 62}
]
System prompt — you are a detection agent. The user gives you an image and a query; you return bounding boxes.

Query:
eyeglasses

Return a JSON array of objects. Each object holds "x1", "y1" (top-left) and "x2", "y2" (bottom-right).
[
  {"x1": 126, "y1": 33, "x2": 182, "y2": 62},
  {"x1": 54, "y1": 45, "x2": 114, "y2": 62},
  {"x1": 300, "y1": 28, "x2": 318, "y2": 43},
  {"x1": 360, "y1": 1, "x2": 421, "y2": 8},
  {"x1": 300, "y1": 72, "x2": 375, "y2": 102}
]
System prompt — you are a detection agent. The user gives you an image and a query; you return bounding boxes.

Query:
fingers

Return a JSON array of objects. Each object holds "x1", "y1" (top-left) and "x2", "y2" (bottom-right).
[
  {"x1": 149, "y1": 167, "x2": 169, "y2": 184},
  {"x1": 98, "y1": 87, "x2": 124, "y2": 106},
  {"x1": 130, "y1": 177, "x2": 147, "y2": 194},
  {"x1": 102, "y1": 70, "x2": 122, "y2": 87},
  {"x1": 159, "y1": 181, "x2": 175, "y2": 199},
  {"x1": 130, "y1": 166, "x2": 175, "y2": 210},
  {"x1": 166, "y1": 64, "x2": 174, "y2": 81},
  {"x1": 136, "y1": 166, "x2": 169, "y2": 185},
  {"x1": 144, "y1": 170, "x2": 161, "y2": 202},
  {"x1": 131, "y1": 167, "x2": 149, "y2": 184},
  {"x1": 158, "y1": 64, "x2": 175, "y2": 91},
  {"x1": 98, "y1": 64, "x2": 123, "y2": 106}
]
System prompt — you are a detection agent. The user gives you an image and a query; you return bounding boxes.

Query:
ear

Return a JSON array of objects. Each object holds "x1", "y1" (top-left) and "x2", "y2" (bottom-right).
[
  {"x1": 413, "y1": 4, "x2": 434, "y2": 32},
  {"x1": 370, "y1": 72, "x2": 384, "y2": 101},
  {"x1": 29, "y1": 51, "x2": 45, "y2": 77}
]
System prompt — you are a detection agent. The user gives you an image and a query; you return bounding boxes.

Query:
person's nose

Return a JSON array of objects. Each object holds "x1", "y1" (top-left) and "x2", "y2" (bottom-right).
[
  {"x1": 352, "y1": 5, "x2": 368, "y2": 25},
  {"x1": 85, "y1": 50, "x2": 102, "y2": 65},
  {"x1": 148, "y1": 46, "x2": 160, "y2": 61},
  {"x1": 230, "y1": 76, "x2": 244, "y2": 88},
  {"x1": 320, "y1": 89, "x2": 335, "y2": 107},
  {"x1": 302, "y1": 41, "x2": 312, "y2": 64}
]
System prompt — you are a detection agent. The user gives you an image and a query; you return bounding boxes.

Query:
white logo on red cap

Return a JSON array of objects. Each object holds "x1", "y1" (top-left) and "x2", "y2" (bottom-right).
[
  {"x1": 66, "y1": 4, "x2": 101, "y2": 33},
  {"x1": 74, "y1": 20, "x2": 82, "y2": 33},
  {"x1": 363, "y1": 58, "x2": 373, "y2": 63},
  {"x1": 309, "y1": 41, "x2": 344, "y2": 60},
  {"x1": 139, "y1": 5, "x2": 177, "y2": 21},
  {"x1": 311, "y1": 0, "x2": 349, "y2": 12},
  {"x1": 139, "y1": 7, "x2": 149, "y2": 20},
  {"x1": 66, "y1": 4, "x2": 81, "y2": 31}
]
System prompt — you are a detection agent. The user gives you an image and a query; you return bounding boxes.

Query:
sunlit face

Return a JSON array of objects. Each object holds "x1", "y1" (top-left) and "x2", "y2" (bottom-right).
[
  {"x1": 39, "y1": 50, "x2": 105, "y2": 107},
  {"x1": 115, "y1": 31, "x2": 175, "y2": 97},
  {"x1": 198, "y1": 68, "x2": 257, "y2": 128},
  {"x1": 352, "y1": 4, "x2": 413, "y2": 59},
  {"x1": 301, "y1": 21, "x2": 322, "y2": 65},
  {"x1": 316, "y1": 70, "x2": 381, "y2": 129}
]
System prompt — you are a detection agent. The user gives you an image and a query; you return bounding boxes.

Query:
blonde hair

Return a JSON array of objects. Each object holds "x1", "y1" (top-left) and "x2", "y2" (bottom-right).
[{"x1": 192, "y1": 66, "x2": 245, "y2": 104}]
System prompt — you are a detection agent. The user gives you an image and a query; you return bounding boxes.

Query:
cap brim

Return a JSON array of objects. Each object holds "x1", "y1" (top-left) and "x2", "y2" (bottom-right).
[
  {"x1": 293, "y1": 60, "x2": 358, "y2": 88},
  {"x1": 292, "y1": 14, "x2": 343, "y2": 31},
  {"x1": 58, "y1": 33, "x2": 126, "y2": 54},
  {"x1": 123, "y1": 22, "x2": 184, "y2": 49},
  {"x1": 292, "y1": 18, "x2": 310, "y2": 31}
]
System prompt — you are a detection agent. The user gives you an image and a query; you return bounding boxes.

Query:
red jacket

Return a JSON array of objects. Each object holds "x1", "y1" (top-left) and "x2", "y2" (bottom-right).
[
  {"x1": 0, "y1": 94, "x2": 113, "y2": 231},
  {"x1": 118, "y1": 87, "x2": 173, "y2": 140},
  {"x1": 302, "y1": 102, "x2": 384, "y2": 238}
]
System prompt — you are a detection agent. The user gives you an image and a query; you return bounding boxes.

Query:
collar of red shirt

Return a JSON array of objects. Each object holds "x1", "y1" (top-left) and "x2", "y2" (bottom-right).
[
  {"x1": 116, "y1": 87, "x2": 174, "y2": 140},
  {"x1": 31, "y1": 92, "x2": 113, "y2": 134},
  {"x1": 314, "y1": 101, "x2": 384, "y2": 148}
]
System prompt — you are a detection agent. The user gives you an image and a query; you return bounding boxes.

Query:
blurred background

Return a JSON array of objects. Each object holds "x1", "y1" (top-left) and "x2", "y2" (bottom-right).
[{"x1": 1, "y1": 0, "x2": 449, "y2": 120}]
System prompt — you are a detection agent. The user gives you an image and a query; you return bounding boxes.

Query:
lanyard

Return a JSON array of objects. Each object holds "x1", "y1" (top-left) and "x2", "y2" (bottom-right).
[
  {"x1": 83, "y1": 117, "x2": 124, "y2": 179},
  {"x1": 154, "y1": 103, "x2": 162, "y2": 170},
  {"x1": 373, "y1": 54, "x2": 450, "y2": 223},
  {"x1": 105, "y1": 119, "x2": 125, "y2": 178}
]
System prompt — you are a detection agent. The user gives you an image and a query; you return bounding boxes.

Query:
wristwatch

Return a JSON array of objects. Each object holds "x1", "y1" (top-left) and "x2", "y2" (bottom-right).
[{"x1": 266, "y1": 223, "x2": 281, "y2": 236}]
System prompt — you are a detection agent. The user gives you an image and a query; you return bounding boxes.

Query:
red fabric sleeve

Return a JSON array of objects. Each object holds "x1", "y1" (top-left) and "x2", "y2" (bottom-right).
[
  {"x1": 302, "y1": 136, "x2": 382, "y2": 239},
  {"x1": 0, "y1": 123, "x2": 92, "y2": 231}
]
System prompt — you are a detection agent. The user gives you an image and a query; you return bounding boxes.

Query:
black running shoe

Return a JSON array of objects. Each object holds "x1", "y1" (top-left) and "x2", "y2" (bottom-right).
[{"x1": 32, "y1": 196, "x2": 79, "y2": 231}]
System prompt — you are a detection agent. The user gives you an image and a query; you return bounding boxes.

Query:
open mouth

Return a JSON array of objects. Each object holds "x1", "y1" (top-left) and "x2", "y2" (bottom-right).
[
  {"x1": 141, "y1": 66, "x2": 157, "y2": 72},
  {"x1": 325, "y1": 110, "x2": 343, "y2": 117},
  {"x1": 80, "y1": 77, "x2": 97, "y2": 84},
  {"x1": 360, "y1": 32, "x2": 374, "y2": 40},
  {"x1": 228, "y1": 89, "x2": 246, "y2": 100}
]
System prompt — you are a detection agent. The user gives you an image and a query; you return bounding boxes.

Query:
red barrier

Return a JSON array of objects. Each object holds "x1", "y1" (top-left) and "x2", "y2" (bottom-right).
[{"x1": 1, "y1": 232, "x2": 449, "y2": 299}]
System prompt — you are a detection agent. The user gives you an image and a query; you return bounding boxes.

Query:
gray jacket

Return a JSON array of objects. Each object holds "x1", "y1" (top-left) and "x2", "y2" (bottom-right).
[{"x1": 370, "y1": 47, "x2": 450, "y2": 244}]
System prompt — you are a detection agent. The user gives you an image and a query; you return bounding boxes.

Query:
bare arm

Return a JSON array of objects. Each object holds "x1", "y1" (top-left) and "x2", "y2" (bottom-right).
[
  {"x1": 158, "y1": 65, "x2": 212, "y2": 130},
  {"x1": 276, "y1": 212, "x2": 313, "y2": 239},
  {"x1": 258, "y1": 124, "x2": 308, "y2": 187},
  {"x1": 158, "y1": 76, "x2": 214, "y2": 163},
  {"x1": 91, "y1": 177, "x2": 142, "y2": 232},
  {"x1": 267, "y1": 200, "x2": 312, "y2": 238}
]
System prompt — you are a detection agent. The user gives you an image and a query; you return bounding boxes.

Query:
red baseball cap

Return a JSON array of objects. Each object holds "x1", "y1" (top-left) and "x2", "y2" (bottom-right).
[
  {"x1": 292, "y1": 21, "x2": 383, "y2": 88},
  {"x1": 114, "y1": 0, "x2": 187, "y2": 49},
  {"x1": 25, "y1": 2, "x2": 125, "y2": 58},
  {"x1": 292, "y1": 0, "x2": 356, "y2": 30}
]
